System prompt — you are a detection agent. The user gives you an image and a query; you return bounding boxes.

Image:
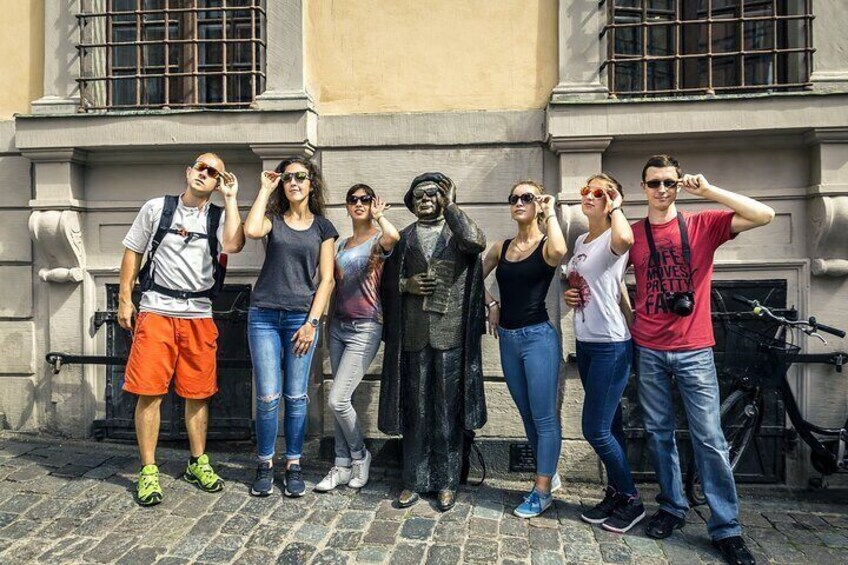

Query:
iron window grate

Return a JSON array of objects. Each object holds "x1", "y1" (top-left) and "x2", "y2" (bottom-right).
[
  {"x1": 77, "y1": 0, "x2": 266, "y2": 111},
  {"x1": 601, "y1": 0, "x2": 815, "y2": 98}
]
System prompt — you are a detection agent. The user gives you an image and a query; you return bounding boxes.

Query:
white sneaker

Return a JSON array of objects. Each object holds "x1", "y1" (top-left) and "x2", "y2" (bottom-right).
[
  {"x1": 551, "y1": 473, "x2": 562, "y2": 493},
  {"x1": 314, "y1": 466, "x2": 351, "y2": 492},
  {"x1": 348, "y1": 449, "x2": 372, "y2": 489}
]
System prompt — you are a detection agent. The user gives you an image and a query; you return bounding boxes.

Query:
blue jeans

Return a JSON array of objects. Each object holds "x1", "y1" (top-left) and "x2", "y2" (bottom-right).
[
  {"x1": 635, "y1": 345, "x2": 741, "y2": 541},
  {"x1": 328, "y1": 318, "x2": 382, "y2": 467},
  {"x1": 248, "y1": 307, "x2": 318, "y2": 461},
  {"x1": 576, "y1": 339, "x2": 636, "y2": 496},
  {"x1": 498, "y1": 321, "x2": 562, "y2": 478}
]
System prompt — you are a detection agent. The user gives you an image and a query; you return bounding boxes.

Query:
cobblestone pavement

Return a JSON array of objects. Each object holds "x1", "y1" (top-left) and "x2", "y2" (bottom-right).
[{"x1": 1, "y1": 433, "x2": 847, "y2": 564}]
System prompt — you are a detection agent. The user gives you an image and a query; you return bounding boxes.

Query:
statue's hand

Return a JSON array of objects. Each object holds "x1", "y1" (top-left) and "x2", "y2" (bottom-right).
[
  {"x1": 437, "y1": 177, "x2": 456, "y2": 209},
  {"x1": 405, "y1": 272, "x2": 437, "y2": 296}
]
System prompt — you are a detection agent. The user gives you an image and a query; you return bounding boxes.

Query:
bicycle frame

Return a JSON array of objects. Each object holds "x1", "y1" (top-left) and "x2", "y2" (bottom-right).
[
  {"x1": 743, "y1": 298, "x2": 848, "y2": 473},
  {"x1": 776, "y1": 366, "x2": 846, "y2": 470}
]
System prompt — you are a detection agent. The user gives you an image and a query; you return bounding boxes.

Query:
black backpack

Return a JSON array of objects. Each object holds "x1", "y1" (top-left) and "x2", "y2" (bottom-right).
[{"x1": 138, "y1": 195, "x2": 227, "y2": 300}]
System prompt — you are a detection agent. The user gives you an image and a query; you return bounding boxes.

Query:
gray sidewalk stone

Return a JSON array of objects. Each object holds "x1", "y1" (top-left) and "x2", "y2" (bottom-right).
[{"x1": 1, "y1": 431, "x2": 848, "y2": 564}]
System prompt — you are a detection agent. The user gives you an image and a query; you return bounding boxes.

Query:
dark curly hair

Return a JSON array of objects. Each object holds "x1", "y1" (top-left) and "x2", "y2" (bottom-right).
[{"x1": 266, "y1": 156, "x2": 327, "y2": 218}]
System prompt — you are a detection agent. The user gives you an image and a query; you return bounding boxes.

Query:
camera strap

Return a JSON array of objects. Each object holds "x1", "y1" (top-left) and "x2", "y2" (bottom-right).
[{"x1": 643, "y1": 212, "x2": 691, "y2": 294}]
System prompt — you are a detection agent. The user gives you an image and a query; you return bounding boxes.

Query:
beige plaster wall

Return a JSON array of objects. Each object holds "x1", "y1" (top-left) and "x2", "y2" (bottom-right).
[
  {"x1": 305, "y1": 0, "x2": 558, "y2": 115},
  {"x1": 0, "y1": 0, "x2": 44, "y2": 119}
]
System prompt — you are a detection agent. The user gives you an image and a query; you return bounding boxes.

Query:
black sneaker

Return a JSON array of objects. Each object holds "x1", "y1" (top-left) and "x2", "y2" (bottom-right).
[
  {"x1": 581, "y1": 486, "x2": 618, "y2": 524},
  {"x1": 250, "y1": 461, "x2": 274, "y2": 497},
  {"x1": 284, "y1": 464, "x2": 306, "y2": 497},
  {"x1": 645, "y1": 509, "x2": 686, "y2": 539},
  {"x1": 713, "y1": 535, "x2": 756, "y2": 565},
  {"x1": 601, "y1": 493, "x2": 646, "y2": 533}
]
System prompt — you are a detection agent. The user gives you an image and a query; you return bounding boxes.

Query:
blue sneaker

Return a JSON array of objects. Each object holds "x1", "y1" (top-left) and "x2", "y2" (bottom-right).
[
  {"x1": 284, "y1": 464, "x2": 306, "y2": 497},
  {"x1": 514, "y1": 489, "x2": 552, "y2": 519}
]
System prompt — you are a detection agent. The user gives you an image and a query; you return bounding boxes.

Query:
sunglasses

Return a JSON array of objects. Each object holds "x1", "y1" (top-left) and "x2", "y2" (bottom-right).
[
  {"x1": 282, "y1": 171, "x2": 310, "y2": 184},
  {"x1": 412, "y1": 186, "x2": 439, "y2": 198},
  {"x1": 644, "y1": 179, "x2": 679, "y2": 190},
  {"x1": 192, "y1": 161, "x2": 221, "y2": 180},
  {"x1": 346, "y1": 194, "x2": 374, "y2": 205},
  {"x1": 508, "y1": 193, "x2": 536, "y2": 205},
  {"x1": 580, "y1": 186, "x2": 607, "y2": 199}
]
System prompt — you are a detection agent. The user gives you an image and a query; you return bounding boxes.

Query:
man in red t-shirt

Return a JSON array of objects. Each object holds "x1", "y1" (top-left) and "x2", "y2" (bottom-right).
[{"x1": 630, "y1": 155, "x2": 774, "y2": 565}]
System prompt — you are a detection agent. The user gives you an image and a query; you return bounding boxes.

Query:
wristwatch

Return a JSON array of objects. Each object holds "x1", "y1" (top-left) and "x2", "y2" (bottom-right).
[{"x1": 309, "y1": 317, "x2": 320, "y2": 328}]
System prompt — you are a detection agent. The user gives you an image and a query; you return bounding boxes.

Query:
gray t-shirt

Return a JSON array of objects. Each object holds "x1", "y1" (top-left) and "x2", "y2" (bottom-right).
[{"x1": 251, "y1": 214, "x2": 339, "y2": 312}]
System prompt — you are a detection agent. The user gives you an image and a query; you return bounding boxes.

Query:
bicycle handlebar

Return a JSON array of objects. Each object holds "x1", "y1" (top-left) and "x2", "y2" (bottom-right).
[
  {"x1": 732, "y1": 294, "x2": 845, "y2": 340},
  {"x1": 732, "y1": 294, "x2": 757, "y2": 308},
  {"x1": 810, "y1": 318, "x2": 847, "y2": 339}
]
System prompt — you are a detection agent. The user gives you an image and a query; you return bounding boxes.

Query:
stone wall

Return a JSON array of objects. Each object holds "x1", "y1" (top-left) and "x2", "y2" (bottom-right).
[{"x1": 0, "y1": 121, "x2": 38, "y2": 431}]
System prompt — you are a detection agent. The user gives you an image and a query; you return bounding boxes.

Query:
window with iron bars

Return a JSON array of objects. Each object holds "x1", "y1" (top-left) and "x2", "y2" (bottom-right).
[
  {"x1": 601, "y1": 0, "x2": 814, "y2": 98},
  {"x1": 77, "y1": 0, "x2": 266, "y2": 111}
]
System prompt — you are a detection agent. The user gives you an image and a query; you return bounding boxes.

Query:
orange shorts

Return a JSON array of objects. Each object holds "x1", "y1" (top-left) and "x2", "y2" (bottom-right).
[{"x1": 123, "y1": 312, "x2": 219, "y2": 399}]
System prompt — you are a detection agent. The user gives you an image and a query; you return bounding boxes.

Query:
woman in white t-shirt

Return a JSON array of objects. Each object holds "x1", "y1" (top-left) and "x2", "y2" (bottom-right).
[{"x1": 563, "y1": 173, "x2": 643, "y2": 534}]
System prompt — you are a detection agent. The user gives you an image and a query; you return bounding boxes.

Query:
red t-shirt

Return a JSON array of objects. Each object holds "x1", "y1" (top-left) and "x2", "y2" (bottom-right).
[{"x1": 629, "y1": 210, "x2": 736, "y2": 351}]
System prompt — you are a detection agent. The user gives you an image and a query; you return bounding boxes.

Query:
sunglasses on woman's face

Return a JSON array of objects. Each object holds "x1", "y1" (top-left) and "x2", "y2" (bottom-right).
[
  {"x1": 508, "y1": 193, "x2": 536, "y2": 205},
  {"x1": 580, "y1": 186, "x2": 607, "y2": 199},
  {"x1": 192, "y1": 161, "x2": 221, "y2": 180},
  {"x1": 644, "y1": 179, "x2": 679, "y2": 190},
  {"x1": 282, "y1": 171, "x2": 310, "y2": 184},
  {"x1": 346, "y1": 194, "x2": 373, "y2": 205}
]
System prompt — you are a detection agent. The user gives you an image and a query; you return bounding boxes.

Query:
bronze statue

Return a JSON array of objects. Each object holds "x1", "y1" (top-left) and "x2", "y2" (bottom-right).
[{"x1": 379, "y1": 172, "x2": 488, "y2": 511}]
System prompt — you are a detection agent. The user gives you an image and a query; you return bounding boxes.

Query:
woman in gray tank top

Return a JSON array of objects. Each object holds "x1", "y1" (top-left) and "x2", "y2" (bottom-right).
[{"x1": 243, "y1": 157, "x2": 338, "y2": 498}]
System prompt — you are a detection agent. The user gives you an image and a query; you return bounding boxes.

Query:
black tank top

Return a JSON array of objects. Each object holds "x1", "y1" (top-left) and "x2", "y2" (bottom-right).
[{"x1": 495, "y1": 237, "x2": 556, "y2": 330}]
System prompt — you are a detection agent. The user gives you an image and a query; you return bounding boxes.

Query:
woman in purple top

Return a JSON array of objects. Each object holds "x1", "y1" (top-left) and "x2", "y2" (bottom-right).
[{"x1": 315, "y1": 184, "x2": 400, "y2": 492}]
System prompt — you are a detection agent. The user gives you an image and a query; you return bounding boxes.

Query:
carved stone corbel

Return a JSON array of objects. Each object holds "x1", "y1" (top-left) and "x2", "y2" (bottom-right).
[
  {"x1": 808, "y1": 195, "x2": 848, "y2": 277},
  {"x1": 28, "y1": 210, "x2": 86, "y2": 283}
]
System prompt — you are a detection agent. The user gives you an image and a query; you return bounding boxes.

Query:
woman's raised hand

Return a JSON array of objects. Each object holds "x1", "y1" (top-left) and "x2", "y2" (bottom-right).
[
  {"x1": 260, "y1": 170, "x2": 281, "y2": 193},
  {"x1": 537, "y1": 194, "x2": 557, "y2": 218},
  {"x1": 606, "y1": 186, "x2": 623, "y2": 213},
  {"x1": 371, "y1": 195, "x2": 391, "y2": 219}
]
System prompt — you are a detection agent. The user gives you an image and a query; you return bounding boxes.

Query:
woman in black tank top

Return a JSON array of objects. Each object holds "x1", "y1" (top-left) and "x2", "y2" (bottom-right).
[{"x1": 481, "y1": 180, "x2": 566, "y2": 519}]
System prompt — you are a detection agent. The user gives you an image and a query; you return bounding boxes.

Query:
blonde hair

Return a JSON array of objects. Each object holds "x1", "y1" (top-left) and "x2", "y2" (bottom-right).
[
  {"x1": 510, "y1": 179, "x2": 545, "y2": 196},
  {"x1": 510, "y1": 180, "x2": 548, "y2": 229},
  {"x1": 585, "y1": 172, "x2": 623, "y2": 195}
]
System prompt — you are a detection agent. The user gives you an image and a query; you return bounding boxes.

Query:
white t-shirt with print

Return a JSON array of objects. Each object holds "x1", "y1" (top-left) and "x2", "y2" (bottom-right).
[
  {"x1": 564, "y1": 228, "x2": 631, "y2": 343},
  {"x1": 123, "y1": 196, "x2": 225, "y2": 319}
]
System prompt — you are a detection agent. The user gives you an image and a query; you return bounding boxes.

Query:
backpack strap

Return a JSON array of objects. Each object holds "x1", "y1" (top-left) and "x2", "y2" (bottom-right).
[
  {"x1": 138, "y1": 195, "x2": 179, "y2": 292},
  {"x1": 139, "y1": 197, "x2": 228, "y2": 301},
  {"x1": 152, "y1": 201, "x2": 226, "y2": 300},
  {"x1": 206, "y1": 203, "x2": 226, "y2": 300}
]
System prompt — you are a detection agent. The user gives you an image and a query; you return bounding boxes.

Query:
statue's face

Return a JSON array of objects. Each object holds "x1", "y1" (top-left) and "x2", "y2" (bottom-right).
[{"x1": 412, "y1": 182, "x2": 443, "y2": 221}]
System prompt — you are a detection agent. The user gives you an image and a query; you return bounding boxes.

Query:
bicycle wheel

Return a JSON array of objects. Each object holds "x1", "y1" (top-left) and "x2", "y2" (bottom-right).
[{"x1": 685, "y1": 389, "x2": 763, "y2": 506}]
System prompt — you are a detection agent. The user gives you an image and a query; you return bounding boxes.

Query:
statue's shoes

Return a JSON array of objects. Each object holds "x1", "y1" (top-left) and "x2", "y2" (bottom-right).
[
  {"x1": 437, "y1": 488, "x2": 456, "y2": 512},
  {"x1": 396, "y1": 489, "x2": 420, "y2": 508}
]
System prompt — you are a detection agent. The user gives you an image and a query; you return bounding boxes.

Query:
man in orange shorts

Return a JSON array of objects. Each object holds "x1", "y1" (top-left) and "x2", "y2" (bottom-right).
[{"x1": 118, "y1": 153, "x2": 245, "y2": 506}]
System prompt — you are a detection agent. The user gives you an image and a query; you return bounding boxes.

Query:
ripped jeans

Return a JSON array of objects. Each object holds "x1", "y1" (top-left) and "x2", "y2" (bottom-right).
[{"x1": 248, "y1": 307, "x2": 318, "y2": 461}]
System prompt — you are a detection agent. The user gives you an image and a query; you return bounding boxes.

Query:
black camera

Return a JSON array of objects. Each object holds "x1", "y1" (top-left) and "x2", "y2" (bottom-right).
[{"x1": 664, "y1": 291, "x2": 695, "y2": 317}]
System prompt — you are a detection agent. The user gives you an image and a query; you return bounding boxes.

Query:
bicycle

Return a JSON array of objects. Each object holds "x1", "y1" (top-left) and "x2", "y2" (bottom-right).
[{"x1": 685, "y1": 294, "x2": 848, "y2": 506}]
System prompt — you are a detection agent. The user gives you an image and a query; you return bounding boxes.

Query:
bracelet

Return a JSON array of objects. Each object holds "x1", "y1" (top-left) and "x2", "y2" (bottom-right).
[
  {"x1": 485, "y1": 299, "x2": 499, "y2": 311},
  {"x1": 544, "y1": 214, "x2": 556, "y2": 222},
  {"x1": 608, "y1": 206, "x2": 623, "y2": 218},
  {"x1": 373, "y1": 214, "x2": 384, "y2": 221}
]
